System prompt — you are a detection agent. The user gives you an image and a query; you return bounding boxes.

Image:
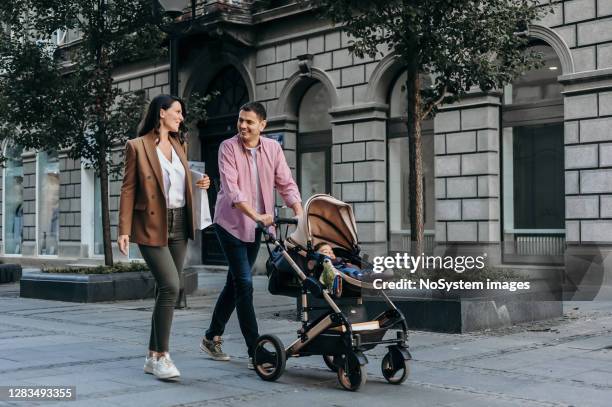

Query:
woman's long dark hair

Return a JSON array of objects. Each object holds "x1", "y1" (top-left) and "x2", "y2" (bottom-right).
[{"x1": 137, "y1": 94, "x2": 187, "y2": 144}]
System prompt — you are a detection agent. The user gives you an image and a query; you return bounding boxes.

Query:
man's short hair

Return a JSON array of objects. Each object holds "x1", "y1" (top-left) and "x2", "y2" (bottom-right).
[{"x1": 240, "y1": 101, "x2": 267, "y2": 121}]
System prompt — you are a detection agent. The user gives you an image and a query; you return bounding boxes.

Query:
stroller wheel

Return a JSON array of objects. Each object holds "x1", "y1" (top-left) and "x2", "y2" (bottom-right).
[
  {"x1": 323, "y1": 354, "x2": 339, "y2": 372},
  {"x1": 253, "y1": 334, "x2": 286, "y2": 382},
  {"x1": 381, "y1": 352, "x2": 409, "y2": 384},
  {"x1": 337, "y1": 355, "x2": 366, "y2": 391}
]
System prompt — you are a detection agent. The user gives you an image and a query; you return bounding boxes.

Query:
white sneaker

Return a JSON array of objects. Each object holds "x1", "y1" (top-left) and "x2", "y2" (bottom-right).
[
  {"x1": 153, "y1": 355, "x2": 180, "y2": 380},
  {"x1": 144, "y1": 356, "x2": 157, "y2": 374}
]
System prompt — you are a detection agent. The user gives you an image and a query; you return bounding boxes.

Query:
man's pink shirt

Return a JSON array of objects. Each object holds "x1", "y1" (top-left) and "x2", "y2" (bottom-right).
[{"x1": 214, "y1": 134, "x2": 301, "y2": 242}]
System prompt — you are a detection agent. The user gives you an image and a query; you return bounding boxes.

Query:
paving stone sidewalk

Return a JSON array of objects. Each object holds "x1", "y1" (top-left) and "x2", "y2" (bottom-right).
[{"x1": 0, "y1": 271, "x2": 611, "y2": 407}]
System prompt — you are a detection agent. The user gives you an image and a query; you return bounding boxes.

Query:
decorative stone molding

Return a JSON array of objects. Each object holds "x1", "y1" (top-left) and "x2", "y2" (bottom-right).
[
  {"x1": 364, "y1": 53, "x2": 402, "y2": 105},
  {"x1": 528, "y1": 24, "x2": 575, "y2": 75},
  {"x1": 274, "y1": 67, "x2": 339, "y2": 116}
]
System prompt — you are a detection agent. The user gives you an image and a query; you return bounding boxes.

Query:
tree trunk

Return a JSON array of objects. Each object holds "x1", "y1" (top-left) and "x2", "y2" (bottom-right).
[
  {"x1": 98, "y1": 147, "x2": 114, "y2": 266},
  {"x1": 405, "y1": 65, "x2": 425, "y2": 257},
  {"x1": 94, "y1": 2, "x2": 113, "y2": 266}
]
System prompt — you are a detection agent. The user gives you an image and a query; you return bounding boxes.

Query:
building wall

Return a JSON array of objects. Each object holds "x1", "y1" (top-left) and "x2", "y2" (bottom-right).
[
  {"x1": 4, "y1": 1, "x2": 612, "y2": 278},
  {"x1": 250, "y1": 19, "x2": 389, "y2": 256},
  {"x1": 433, "y1": 95, "x2": 502, "y2": 261},
  {"x1": 560, "y1": 0, "x2": 612, "y2": 245}
]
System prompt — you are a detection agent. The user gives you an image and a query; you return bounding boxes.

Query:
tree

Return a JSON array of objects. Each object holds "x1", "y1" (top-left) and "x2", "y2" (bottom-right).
[
  {"x1": 310, "y1": 0, "x2": 550, "y2": 255},
  {"x1": 0, "y1": 1, "x2": 163, "y2": 265}
]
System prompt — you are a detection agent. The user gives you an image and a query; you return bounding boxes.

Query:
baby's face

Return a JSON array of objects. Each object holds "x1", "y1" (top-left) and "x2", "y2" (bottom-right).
[{"x1": 318, "y1": 244, "x2": 335, "y2": 259}]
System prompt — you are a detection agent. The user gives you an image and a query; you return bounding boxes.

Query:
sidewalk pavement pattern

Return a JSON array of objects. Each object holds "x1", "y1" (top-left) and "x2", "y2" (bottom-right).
[{"x1": 0, "y1": 270, "x2": 611, "y2": 407}]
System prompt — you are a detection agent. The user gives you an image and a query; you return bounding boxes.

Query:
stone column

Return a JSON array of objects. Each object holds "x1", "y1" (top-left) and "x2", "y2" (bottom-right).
[
  {"x1": 58, "y1": 151, "x2": 82, "y2": 258},
  {"x1": 21, "y1": 151, "x2": 37, "y2": 256},
  {"x1": 329, "y1": 103, "x2": 388, "y2": 257},
  {"x1": 561, "y1": 72, "x2": 612, "y2": 299},
  {"x1": 433, "y1": 94, "x2": 502, "y2": 264}
]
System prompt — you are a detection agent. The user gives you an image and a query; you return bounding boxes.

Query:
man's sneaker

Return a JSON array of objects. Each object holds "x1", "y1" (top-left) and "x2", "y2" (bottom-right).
[
  {"x1": 248, "y1": 357, "x2": 254, "y2": 370},
  {"x1": 153, "y1": 355, "x2": 180, "y2": 380},
  {"x1": 200, "y1": 337, "x2": 230, "y2": 361},
  {"x1": 144, "y1": 355, "x2": 157, "y2": 374}
]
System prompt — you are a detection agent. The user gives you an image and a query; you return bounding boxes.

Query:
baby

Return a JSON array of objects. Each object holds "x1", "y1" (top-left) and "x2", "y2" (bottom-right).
[{"x1": 314, "y1": 242, "x2": 363, "y2": 279}]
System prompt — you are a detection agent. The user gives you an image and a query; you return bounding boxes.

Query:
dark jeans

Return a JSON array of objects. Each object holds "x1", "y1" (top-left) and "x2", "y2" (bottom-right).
[
  {"x1": 139, "y1": 207, "x2": 188, "y2": 353},
  {"x1": 206, "y1": 224, "x2": 261, "y2": 357}
]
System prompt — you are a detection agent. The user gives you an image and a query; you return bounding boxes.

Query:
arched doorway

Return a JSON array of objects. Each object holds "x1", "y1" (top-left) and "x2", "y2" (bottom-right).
[
  {"x1": 297, "y1": 82, "x2": 332, "y2": 200},
  {"x1": 501, "y1": 41, "x2": 565, "y2": 263},
  {"x1": 197, "y1": 66, "x2": 249, "y2": 265}
]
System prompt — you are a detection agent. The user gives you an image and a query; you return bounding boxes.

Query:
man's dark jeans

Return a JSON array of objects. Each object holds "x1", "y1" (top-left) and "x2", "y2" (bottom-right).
[{"x1": 206, "y1": 224, "x2": 262, "y2": 357}]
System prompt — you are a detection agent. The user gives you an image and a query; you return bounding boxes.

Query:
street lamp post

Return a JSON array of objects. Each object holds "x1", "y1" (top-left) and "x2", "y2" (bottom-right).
[{"x1": 154, "y1": 0, "x2": 197, "y2": 97}]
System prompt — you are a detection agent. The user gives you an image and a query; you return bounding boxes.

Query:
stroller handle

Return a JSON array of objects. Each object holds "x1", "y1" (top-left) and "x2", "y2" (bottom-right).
[
  {"x1": 256, "y1": 217, "x2": 297, "y2": 241},
  {"x1": 275, "y1": 216, "x2": 298, "y2": 225}
]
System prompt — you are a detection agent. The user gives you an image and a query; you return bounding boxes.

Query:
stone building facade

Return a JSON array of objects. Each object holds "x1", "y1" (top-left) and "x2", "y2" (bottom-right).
[{"x1": 1, "y1": 1, "x2": 611, "y2": 289}]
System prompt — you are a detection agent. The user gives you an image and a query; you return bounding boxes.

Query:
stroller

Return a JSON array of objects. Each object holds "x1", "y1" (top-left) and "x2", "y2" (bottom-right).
[{"x1": 253, "y1": 194, "x2": 411, "y2": 391}]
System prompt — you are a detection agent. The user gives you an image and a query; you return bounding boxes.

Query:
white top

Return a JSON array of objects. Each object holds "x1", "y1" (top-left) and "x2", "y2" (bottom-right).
[
  {"x1": 156, "y1": 145, "x2": 186, "y2": 209},
  {"x1": 246, "y1": 147, "x2": 264, "y2": 213}
]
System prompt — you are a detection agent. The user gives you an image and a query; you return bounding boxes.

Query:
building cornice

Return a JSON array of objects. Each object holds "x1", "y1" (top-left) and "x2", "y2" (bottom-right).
[
  {"x1": 559, "y1": 68, "x2": 612, "y2": 94},
  {"x1": 328, "y1": 102, "x2": 389, "y2": 124},
  {"x1": 112, "y1": 64, "x2": 169, "y2": 83}
]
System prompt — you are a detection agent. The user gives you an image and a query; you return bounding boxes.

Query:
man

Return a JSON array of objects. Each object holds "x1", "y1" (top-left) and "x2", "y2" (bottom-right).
[{"x1": 201, "y1": 101, "x2": 303, "y2": 369}]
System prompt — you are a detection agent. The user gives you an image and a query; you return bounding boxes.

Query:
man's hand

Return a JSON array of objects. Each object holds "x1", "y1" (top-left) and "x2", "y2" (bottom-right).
[
  {"x1": 256, "y1": 213, "x2": 274, "y2": 227},
  {"x1": 118, "y1": 235, "x2": 130, "y2": 256},
  {"x1": 291, "y1": 202, "x2": 304, "y2": 217},
  {"x1": 196, "y1": 174, "x2": 210, "y2": 190}
]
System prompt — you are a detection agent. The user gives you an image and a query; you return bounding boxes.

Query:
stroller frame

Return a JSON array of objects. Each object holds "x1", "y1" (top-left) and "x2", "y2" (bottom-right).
[{"x1": 253, "y1": 213, "x2": 412, "y2": 391}]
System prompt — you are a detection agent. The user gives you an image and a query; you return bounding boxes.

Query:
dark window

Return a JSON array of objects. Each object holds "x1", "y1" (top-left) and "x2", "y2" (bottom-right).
[{"x1": 513, "y1": 124, "x2": 565, "y2": 229}]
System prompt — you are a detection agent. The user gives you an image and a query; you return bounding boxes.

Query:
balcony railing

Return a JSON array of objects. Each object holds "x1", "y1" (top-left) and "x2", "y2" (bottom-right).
[
  {"x1": 178, "y1": 0, "x2": 254, "y2": 24},
  {"x1": 515, "y1": 233, "x2": 565, "y2": 256},
  {"x1": 503, "y1": 229, "x2": 565, "y2": 265}
]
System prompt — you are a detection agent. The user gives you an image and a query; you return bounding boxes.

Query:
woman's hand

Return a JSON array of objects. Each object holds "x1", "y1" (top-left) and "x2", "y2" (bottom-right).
[
  {"x1": 196, "y1": 174, "x2": 210, "y2": 190},
  {"x1": 118, "y1": 235, "x2": 130, "y2": 256}
]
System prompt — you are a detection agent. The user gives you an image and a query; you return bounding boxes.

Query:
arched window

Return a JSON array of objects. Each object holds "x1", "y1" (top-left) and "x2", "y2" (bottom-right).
[
  {"x1": 37, "y1": 150, "x2": 60, "y2": 255},
  {"x1": 3, "y1": 144, "x2": 24, "y2": 255},
  {"x1": 297, "y1": 82, "x2": 332, "y2": 201},
  {"x1": 387, "y1": 72, "x2": 435, "y2": 254},
  {"x1": 502, "y1": 42, "x2": 565, "y2": 263}
]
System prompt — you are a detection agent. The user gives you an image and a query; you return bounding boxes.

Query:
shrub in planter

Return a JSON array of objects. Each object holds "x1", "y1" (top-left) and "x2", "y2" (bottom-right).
[{"x1": 42, "y1": 262, "x2": 148, "y2": 275}]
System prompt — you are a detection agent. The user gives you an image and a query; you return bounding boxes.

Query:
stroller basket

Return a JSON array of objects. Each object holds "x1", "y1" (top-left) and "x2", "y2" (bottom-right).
[{"x1": 266, "y1": 246, "x2": 302, "y2": 297}]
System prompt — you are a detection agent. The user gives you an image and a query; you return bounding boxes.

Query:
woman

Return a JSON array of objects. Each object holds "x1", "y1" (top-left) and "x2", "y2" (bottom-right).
[{"x1": 118, "y1": 94, "x2": 210, "y2": 381}]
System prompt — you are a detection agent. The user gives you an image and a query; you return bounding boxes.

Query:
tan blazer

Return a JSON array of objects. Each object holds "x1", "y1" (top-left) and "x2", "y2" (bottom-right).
[{"x1": 118, "y1": 132, "x2": 195, "y2": 246}]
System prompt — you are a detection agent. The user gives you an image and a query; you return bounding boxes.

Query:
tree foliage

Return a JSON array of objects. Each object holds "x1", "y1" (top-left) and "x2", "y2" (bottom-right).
[
  {"x1": 0, "y1": 0, "x2": 164, "y2": 173},
  {"x1": 0, "y1": 0, "x2": 167, "y2": 265}
]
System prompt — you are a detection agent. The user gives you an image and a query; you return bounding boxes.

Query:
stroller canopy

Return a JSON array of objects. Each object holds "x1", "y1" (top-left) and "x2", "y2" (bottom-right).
[{"x1": 289, "y1": 194, "x2": 358, "y2": 252}]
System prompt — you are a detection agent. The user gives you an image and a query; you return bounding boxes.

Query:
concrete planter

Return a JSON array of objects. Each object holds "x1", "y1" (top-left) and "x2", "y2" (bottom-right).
[
  {"x1": 0, "y1": 264, "x2": 22, "y2": 284},
  {"x1": 300, "y1": 280, "x2": 563, "y2": 333},
  {"x1": 20, "y1": 269, "x2": 197, "y2": 303}
]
